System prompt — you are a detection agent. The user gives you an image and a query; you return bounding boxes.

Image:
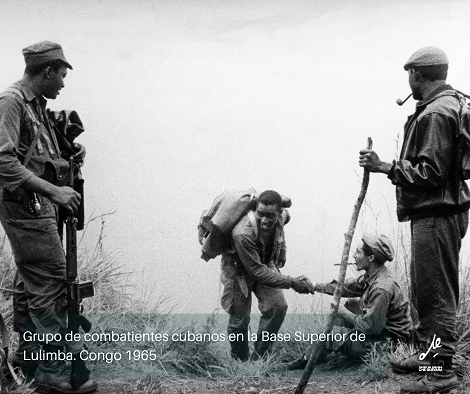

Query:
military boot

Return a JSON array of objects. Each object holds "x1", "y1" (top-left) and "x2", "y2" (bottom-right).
[
  {"x1": 9, "y1": 338, "x2": 40, "y2": 381},
  {"x1": 399, "y1": 356, "x2": 459, "y2": 394},
  {"x1": 71, "y1": 356, "x2": 94, "y2": 390},
  {"x1": 286, "y1": 355, "x2": 308, "y2": 371},
  {"x1": 34, "y1": 345, "x2": 97, "y2": 394},
  {"x1": 285, "y1": 345, "x2": 329, "y2": 370},
  {"x1": 390, "y1": 351, "x2": 431, "y2": 374}
]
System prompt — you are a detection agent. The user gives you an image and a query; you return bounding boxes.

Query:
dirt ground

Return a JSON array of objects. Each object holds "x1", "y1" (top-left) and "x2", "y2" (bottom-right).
[
  {"x1": 90, "y1": 363, "x2": 464, "y2": 394},
  {"x1": 6, "y1": 355, "x2": 464, "y2": 393}
]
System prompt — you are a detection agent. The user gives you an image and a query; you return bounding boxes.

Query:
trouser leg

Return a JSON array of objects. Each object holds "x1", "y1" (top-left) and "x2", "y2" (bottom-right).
[
  {"x1": 227, "y1": 314, "x2": 251, "y2": 361},
  {"x1": 13, "y1": 315, "x2": 40, "y2": 379},
  {"x1": 13, "y1": 271, "x2": 28, "y2": 334},
  {"x1": 304, "y1": 327, "x2": 371, "y2": 363},
  {"x1": 253, "y1": 280, "x2": 288, "y2": 358},
  {"x1": 225, "y1": 286, "x2": 251, "y2": 361},
  {"x1": 410, "y1": 211, "x2": 468, "y2": 358},
  {"x1": 0, "y1": 198, "x2": 74, "y2": 382},
  {"x1": 11, "y1": 272, "x2": 40, "y2": 378},
  {"x1": 322, "y1": 326, "x2": 371, "y2": 358},
  {"x1": 221, "y1": 260, "x2": 252, "y2": 361}
]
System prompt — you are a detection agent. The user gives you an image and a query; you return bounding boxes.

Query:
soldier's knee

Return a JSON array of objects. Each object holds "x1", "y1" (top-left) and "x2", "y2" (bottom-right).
[
  {"x1": 269, "y1": 300, "x2": 288, "y2": 315},
  {"x1": 228, "y1": 314, "x2": 250, "y2": 332},
  {"x1": 278, "y1": 301, "x2": 288, "y2": 315},
  {"x1": 341, "y1": 339, "x2": 369, "y2": 359}
]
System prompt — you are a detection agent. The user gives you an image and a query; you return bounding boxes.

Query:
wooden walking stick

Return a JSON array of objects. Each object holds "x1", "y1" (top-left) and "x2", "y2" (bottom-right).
[{"x1": 294, "y1": 137, "x2": 373, "y2": 394}]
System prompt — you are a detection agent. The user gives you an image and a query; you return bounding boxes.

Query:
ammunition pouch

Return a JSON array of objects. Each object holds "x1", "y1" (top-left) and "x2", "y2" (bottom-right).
[
  {"x1": 43, "y1": 157, "x2": 70, "y2": 186},
  {"x1": 24, "y1": 155, "x2": 71, "y2": 187}
]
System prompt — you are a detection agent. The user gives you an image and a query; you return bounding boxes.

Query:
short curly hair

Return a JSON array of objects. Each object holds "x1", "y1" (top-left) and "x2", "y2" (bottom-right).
[{"x1": 258, "y1": 190, "x2": 282, "y2": 211}]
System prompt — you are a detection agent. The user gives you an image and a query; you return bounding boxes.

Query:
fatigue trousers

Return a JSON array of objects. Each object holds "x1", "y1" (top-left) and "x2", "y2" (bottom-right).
[
  {"x1": 305, "y1": 325, "x2": 379, "y2": 360},
  {"x1": 221, "y1": 260, "x2": 288, "y2": 361},
  {"x1": 410, "y1": 211, "x2": 469, "y2": 358},
  {"x1": 0, "y1": 192, "x2": 78, "y2": 380}
]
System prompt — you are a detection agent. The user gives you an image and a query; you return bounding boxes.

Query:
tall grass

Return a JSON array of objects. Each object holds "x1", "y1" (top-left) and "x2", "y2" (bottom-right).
[{"x1": 1, "y1": 211, "x2": 470, "y2": 394}]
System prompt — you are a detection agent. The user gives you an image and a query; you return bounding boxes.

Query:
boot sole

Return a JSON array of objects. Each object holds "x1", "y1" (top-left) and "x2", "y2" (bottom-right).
[{"x1": 400, "y1": 382, "x2": 459, "y2": 394}]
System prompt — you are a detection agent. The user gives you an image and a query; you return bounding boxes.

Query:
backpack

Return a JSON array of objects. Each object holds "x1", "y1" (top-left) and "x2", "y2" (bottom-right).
[
  {"x1": 198, "y1": 188, "x2": 291, "y2": 262},
  {"x1": 198, "y1": 188, "x2": 257, "y2": 261},
  {"x1": 453, "y1": 90, "x2": 470, "y2": 179}
]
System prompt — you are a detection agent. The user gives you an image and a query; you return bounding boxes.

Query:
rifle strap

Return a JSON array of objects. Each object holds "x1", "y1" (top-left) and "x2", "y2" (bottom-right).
[
  {"x1": 247, "y1": 210, "x2": 257, "y2": 238},
  {"x1": 0, "y1": 87, "x2": 44, "y2": 165}
]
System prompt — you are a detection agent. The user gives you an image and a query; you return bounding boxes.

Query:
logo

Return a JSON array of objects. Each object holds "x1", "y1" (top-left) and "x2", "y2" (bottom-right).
[
  {"x1": 418, "y1": 334, "x2": 443, "y2": 372},
  {"x1": 419, "y1": 334, "x2": 442, "y2": 360}
]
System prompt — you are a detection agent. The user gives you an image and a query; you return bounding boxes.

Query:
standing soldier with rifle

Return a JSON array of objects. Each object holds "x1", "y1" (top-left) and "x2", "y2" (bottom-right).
[{"x1": 0, "y1": 41, "x2": 97, "y2": 393}]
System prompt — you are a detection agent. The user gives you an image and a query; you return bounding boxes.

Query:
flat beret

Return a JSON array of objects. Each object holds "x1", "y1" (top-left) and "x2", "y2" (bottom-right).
[
  {"x1": 362, "y1": 233, "x2": 395, "y2": 264},
  {"x1": 22, "y1": 41, "x2": 73, "y2": 70},
  {"x1": 404, "y1": 46, "x2": 448, "y2": 70}
]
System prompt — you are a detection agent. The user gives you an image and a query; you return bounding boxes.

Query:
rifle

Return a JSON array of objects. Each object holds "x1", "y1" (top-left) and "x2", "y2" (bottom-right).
[
  {"x1": 50, "y1": 109, "x2": 86, "y2": 236},
  {"x1": 66, "y1": 157, "x2": 94, "y2": 334}
]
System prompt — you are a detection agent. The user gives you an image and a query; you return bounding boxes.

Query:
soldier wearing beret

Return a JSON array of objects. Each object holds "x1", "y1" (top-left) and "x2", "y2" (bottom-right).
[
  {"x1": 286, "y1": 234, "x2": 411, "y2": 370},
  {"x1": 359, "y1": 46, "x2": 470, "y2": 393},
  {"x1": 0, "y1": 41, "x2": 97, "y2": 393}
]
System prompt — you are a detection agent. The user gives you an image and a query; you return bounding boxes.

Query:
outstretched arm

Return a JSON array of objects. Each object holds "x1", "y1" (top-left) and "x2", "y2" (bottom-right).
[{"x1": 313, "y1": 277, "x2": 365, "y2": 297}]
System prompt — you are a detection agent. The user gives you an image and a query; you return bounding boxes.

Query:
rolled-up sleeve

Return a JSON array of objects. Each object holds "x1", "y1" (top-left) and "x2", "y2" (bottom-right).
[
  {"x1": 0, "y1": 97, "x2": 35, "y2": 191},
  {"x1": 233, "y1": 233, "x2": 293, "y2": 288}
]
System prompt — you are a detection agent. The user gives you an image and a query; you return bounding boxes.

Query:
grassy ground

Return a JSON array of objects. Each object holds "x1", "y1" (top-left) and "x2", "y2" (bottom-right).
[{"x1": 0, "y1": 217, "x2": 470, "y2": 393}]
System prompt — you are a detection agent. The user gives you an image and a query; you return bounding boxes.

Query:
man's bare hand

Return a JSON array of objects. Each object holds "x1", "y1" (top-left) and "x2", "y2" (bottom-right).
[
  {"x1": 344, "y1": 298, "x2": 362, "y2": 314},
  {"x1": 49, "y1": 186, "x2": 81, "y2": 215},
  {"x1": 359, "y1": 149, "x2": 392, "y2": 174}
]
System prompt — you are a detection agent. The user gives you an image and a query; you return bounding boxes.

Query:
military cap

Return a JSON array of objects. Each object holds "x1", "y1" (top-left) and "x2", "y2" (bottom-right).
[
  {"x1": 403, "y1": 46, "x2": 448, "y2": 70},
  {"x1": 22, "y1": 41, "x2": 73, "y2": 70},
  {"x1": 362, "y1": 233, "x2": 394, "y2": 264}
]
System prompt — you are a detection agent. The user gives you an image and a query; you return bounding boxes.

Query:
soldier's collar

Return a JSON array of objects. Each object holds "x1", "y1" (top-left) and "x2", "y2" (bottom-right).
[
  {"x1": 416, "y1": 84, "x2": 453, "y2": 108},
  {"x1": 364, "y1": 264, "x2": 386, "y2": 285},
  {"x1": 15, "y1": 80, "x2": 47, "y2": 108}
]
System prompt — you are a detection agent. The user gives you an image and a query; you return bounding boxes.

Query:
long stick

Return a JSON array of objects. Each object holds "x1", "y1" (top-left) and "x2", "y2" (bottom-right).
[{"x1": 294, "y1": 137, "x2": 373, "y2": 394}]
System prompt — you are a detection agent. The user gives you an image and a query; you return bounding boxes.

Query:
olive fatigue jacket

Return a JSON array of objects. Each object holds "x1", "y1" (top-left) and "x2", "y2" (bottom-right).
[{"x1": 316, "y1": 265, "x2": 411, "y2": 340}]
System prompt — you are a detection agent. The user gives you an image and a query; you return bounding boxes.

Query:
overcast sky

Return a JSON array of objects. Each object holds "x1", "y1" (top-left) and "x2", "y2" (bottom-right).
[{"x1": 1, "y1": 0, "x2": 470, "y2": 313}]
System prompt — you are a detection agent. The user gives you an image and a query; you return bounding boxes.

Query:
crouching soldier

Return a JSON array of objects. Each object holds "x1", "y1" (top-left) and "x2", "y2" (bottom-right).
[{"x1": 287, "y1": 234, "x2": 411, "y2": 370}]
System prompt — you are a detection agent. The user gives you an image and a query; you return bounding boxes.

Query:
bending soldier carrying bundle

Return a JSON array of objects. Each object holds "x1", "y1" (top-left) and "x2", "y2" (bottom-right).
[{"x1": 200, "y1": 189, "x2": 314, "y2": 361}]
